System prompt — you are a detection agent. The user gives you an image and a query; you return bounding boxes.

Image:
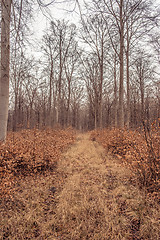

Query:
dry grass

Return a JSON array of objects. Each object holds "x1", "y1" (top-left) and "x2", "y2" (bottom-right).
[
  {"x1": 90, "y1": 127, "x2": 160, "y2": 199},
  {"x1": 0, "y1": 128, "x2": 75, "y2": 240},
  {"x1": 0, "y1": 128, "x2": 75, "y2": 198},
  {"x1": 50, "y1": 134, "x2": 160, "y2": 240},
  {"x1": 0, "y1": 173, "x2": 61, "y2": 239},
  {"x1": 1, "y1": 133, "x2": 160, "y2": 239}
]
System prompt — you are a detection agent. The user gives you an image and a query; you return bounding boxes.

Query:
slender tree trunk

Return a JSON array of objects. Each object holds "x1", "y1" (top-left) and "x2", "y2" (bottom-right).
[
  {"x1": 13, "y1": 94, "x2": 18, "y2": 131},
  {"x1": 126, "y1": 24, "x2": 130, "y2": 129},
  {"x1": 98, "y1": 39, "x2": 104, "y2": 129},
  {"x1": 158, "y1": 99, "x2": 160, "y2": 119},
  {"x1": 140, "y1": 76, "x2": 145, "y2": 122},
  {"x1": 118, "y1": 0, "x2": 124, "y2": 128},
  {"x1": 94, "y1": 107, "x2": 97, "y2": 129},
  {"x1": 114, "y1": 54, "x2": 118, "y2": 128},
  {"x1": 57, "y1": 33, "x2": 62, "y2": 124},
  {"x1": 94, "y1": 97, "x2": 98, "y2": 129},
  {"x1": 0, "y1": 0, "x2": 12, "y2": 141},
  {"x1": 138, "y1": 60, "x2": 145, "y2": 123},
  {"x1": 99, "y1": 61, "x2": 103, "y2": 128},
  {"x1": 48, "y1": 58, "x2": 53, "y2": 126},
  {"x1": 67, "y1": 79, "x2": 71, "y2": 126}
]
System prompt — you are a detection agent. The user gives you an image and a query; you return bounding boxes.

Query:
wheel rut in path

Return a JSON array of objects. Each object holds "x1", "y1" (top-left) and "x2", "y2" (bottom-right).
[{"x1": 53, "y1": 133, "x2": 146, "y2": 240}]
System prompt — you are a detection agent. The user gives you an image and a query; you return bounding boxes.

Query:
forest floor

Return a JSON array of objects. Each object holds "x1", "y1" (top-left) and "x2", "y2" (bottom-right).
[{"x1": 1, "y1": 133, "x2": 160, "y2": 240}]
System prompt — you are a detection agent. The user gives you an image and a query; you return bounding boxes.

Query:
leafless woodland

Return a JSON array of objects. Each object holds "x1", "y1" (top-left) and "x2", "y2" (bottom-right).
[{"x1": 0, "y1": 0, "x2": 160, "y2": 136}]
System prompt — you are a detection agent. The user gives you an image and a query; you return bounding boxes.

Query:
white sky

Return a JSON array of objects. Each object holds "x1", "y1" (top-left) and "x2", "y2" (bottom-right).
[
  {"x1": 31, "y1": 0, "x2": 84, "y2": 38},
  {"x1": 29, "y1": 0, "x2": 85, "y2": 58},
  {"x1": 31, "y1": 0, "x2": 160, "y2": 36},
  {"x1": 29, "y1": 0, "x2": 160, "y2": 59}
]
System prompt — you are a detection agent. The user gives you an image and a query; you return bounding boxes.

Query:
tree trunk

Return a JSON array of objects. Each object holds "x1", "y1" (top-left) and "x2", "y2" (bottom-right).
[
  {"x1": 138, "y1": 60, "x2": 145, "y2": 123},
  {"x1": 118, "y1": 0, "x2": 124, "y2": 128},
  {"x1": 126, "y1": 24, "x2": 130, "y2": 129},
  {"x1": 67, "y1": 79, "x2": 71, "y2": 126},
  {"x1": 48, "y1": 58, "x2": 53, "y2": 126},
  {"x1": 98, "y1": 38, "x2": 104, "y2": 129},
  {"x1": 57, "y1": 33, "x2": 62, "y2": 124},
  {"x1": 13, "y1": 94, "x2": 18, "y2": 131},
  {"x1": 140, "y1": 76, "x2": 145, "y2": 122},
  {"x1": 99, "y1": 61, "x2": 103, "y2": 128},
  {"x1": 0, "y1": 0, "x2": 12, "y2": 141},
  {"x1": 114, "y1": 54, "x2": 118, "y2": 128}
]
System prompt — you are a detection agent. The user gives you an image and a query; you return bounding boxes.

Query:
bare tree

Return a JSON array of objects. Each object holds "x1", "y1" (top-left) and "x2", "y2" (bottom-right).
[
  {"x1": 0, "y1": 0, "x2": 12, "y2": 141},
  {"x1": 64, "y1": 41, "x2": 79, "y2": 126},
  {"x1": 80, "y1": 14, "x2": 109, "y2": 128},
  {"x1": 91, "y1": 0, "x2": 160, "y2": 128},
  {"x1": 0, "y1": 0, "x2": 79, "y2": 140},
  {"x1": 133, "y1": 51, "x2": 154, "y2": 124},
  {"x1": 42, "y1": 20, "x2": 78, "y2": 126}
]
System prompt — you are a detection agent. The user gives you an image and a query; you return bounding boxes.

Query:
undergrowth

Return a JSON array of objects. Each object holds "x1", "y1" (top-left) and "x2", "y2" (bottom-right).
[
  {"x1": 0, "y1": 128, "x2": 75, "y2": 199},
  {"x1": 90, "y1": 122, "x2": 160, "y2": 202}
]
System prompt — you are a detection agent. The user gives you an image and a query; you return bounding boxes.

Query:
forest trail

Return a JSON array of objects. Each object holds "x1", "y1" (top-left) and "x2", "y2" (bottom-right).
[
  {"x1": 1, "y1": 133, "x2": 159, "y2": 240},
  {"x1": 52, "y1": 133, "x2": 147, "y2": 240}
]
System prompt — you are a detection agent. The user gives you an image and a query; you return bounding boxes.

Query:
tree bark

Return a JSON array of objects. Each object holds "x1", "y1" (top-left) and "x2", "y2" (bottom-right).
[
  {"x1": 118, "y1": 0, "x2": 124, "y2": 128},
  {"x1": 0, "y1": 0, "x2": 12, "y2": 141},
  {"x1": 48, "y1": 58, "x2": 53, "y2": 126},
  {"x1": 114, "y1": 54, "x2": 118, "y2": 128},
  {"x1": 99, "y1": 53, "x2": 103, "y2": 129},
  {"x1": 57, "y1": 32, "x2": 62, "y2": 125},
  {"x1": 126, "y1": 23, "x2": 130, "y2": 129}
]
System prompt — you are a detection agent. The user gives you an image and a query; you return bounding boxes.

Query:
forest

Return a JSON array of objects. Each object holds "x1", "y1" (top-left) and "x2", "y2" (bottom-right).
[
  {"x1": 0, "y1": 0, "x2": 160, "y2": 239},
  {"x1": 0, "y1": 0, "x2": 159, "y2": 133}
]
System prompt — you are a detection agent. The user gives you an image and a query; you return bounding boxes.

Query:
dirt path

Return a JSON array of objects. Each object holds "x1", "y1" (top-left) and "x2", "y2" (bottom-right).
[
  {"x1": 52, "y1": 133, "x2": 152, "y2": 240},
  {"x1": 1, "y1": 133, "x2": 159, "y2": 240}
]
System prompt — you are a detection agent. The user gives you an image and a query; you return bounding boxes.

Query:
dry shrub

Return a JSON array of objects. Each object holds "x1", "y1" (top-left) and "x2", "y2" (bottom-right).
[
  {"x1": 0, "y1": 128, "x2": 75, "y2": 198},
  {"x1": 90, "y1": 123, "x2": 160, "y2": 201}
]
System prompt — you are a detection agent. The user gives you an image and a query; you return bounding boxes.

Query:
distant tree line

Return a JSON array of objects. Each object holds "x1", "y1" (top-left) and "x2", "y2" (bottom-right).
[{"x1": 1, "y1": 0, "x2": 160, "y2": 138}]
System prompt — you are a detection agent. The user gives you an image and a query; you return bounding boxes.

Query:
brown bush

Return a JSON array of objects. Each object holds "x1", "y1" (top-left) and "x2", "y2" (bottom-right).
[
  {"x1": 0, "y1": 128, "x2": 75, "y2": 198},
  {"x1": 90, "y1": 124, "x2": 160, "y2": 201}
]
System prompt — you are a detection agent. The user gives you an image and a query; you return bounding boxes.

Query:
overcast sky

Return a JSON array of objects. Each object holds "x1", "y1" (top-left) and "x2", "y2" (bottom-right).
[
  {"x1": 31, "y1": 0, "x2": 83, "y2": 38},
  {"x1": 29, "y1": 0, "x2": 160, "y2": 59}
]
